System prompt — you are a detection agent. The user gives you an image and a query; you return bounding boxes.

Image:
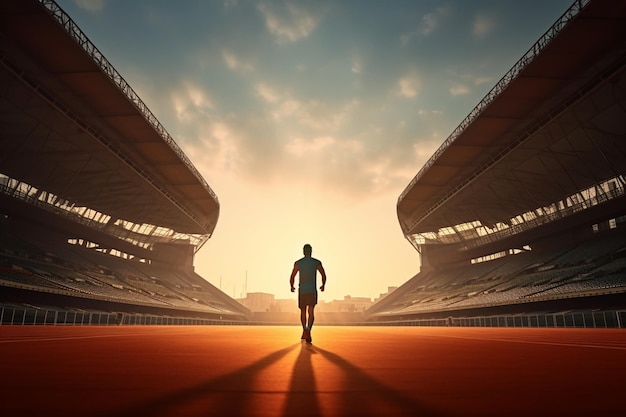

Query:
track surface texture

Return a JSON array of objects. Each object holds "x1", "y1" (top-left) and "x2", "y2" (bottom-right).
[{"x1": 1, "y1": 326, "x2": 625, "y2": 417}]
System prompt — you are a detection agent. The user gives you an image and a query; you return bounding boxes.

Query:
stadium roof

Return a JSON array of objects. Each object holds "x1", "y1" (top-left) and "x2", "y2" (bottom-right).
[
  {"x1": 397, "y1": 0, "x2": 626, "y2": 248},
  {"x1": 0, "y1": 0, "x2": 219, "y2": 244}
]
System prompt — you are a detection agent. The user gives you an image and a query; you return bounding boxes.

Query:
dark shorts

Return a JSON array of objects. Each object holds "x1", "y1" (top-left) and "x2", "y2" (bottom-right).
[{"x1": 298, "y1": 292, "x2": 317, "y2": 309}]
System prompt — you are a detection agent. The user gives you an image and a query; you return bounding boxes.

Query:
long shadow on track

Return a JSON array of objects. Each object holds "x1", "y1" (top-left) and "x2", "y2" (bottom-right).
[
  {"x1": 107, "y1": 344, "x2": 298, "y2": 417},
  {"x1": 284, "y1": 342, "x2": 441, "y2": 417},
  {"x1": 106, "y1": 342, "x2": 440, "y2": 417}
]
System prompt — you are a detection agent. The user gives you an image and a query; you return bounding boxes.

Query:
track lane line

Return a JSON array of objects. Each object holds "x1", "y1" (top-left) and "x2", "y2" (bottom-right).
[
  {"x1": 0, "y1": 331, "x2": 166, "y2": 344},
  {"x1": 424, "y1": 332, "x2": 626, "y2": 350}
]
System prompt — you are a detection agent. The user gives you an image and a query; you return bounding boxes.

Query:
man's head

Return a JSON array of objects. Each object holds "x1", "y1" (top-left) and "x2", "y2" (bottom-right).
[{"x1": 303, "y1": 244, "x2": 312, "y2": 256}]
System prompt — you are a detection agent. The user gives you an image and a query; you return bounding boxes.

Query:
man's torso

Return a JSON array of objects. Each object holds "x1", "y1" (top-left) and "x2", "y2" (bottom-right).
[{"x1": 296, "y1": 256, "x2": 320, "y2": 293}]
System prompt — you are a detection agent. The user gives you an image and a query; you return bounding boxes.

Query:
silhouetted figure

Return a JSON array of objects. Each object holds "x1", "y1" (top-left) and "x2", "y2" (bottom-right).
[{"x1": 290, "y1": 244, "x2": 326, "y2": 343}]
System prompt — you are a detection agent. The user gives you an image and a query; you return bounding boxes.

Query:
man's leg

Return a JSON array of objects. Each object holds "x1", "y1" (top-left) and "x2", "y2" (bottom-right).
[
  {"x1": 300, "y1": 307, "x2": 307, "y2": 339},
  {"x1": 307, "y1": 305, "x2": 315, "y2": 329},
  {"x1": 305, "y1": 305, "x2": 315, "y2": 343}
]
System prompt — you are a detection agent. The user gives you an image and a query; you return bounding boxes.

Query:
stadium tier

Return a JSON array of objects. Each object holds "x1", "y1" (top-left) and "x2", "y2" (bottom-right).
[
  {"x1": 367, "y1": 0, "x2": 626, "y2": 322},
  {"x1": 0, "y1": 0, "x2": 250, "y2": 321}
]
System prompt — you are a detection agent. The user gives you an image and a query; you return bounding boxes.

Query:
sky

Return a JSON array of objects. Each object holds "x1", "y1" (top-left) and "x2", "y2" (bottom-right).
[{"x1": 58, "y1": 0, "x2": 573, "y2": 302}]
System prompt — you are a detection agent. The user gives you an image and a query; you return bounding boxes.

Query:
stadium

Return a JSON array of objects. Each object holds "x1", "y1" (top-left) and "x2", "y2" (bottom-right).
[
  {"x1": 1, "y1": 1, "x2": 625, "y2": 416},
  {"x1": 1, "y1": 0, "x2": 250, "y2": 324},
  {"x1": 366, "y1": 0, "x2": 626, "y2": 328}
]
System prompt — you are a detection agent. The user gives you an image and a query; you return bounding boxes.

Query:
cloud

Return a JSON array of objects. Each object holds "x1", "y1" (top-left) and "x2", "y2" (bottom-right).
[
  {"x1": 169, "y1": 76, "x2": 434, "y2": 203},
  {"x1": 221, "y1": 49, "x2": 254, "y2": 73},
  {"x1": 449, "y1": 84, "x2": 470, "y2": 96},
  {"x1": 397, "y1": 71, "x2": 421, "y2": 99},
  {"x1": 285, "y1": 136, "x2": 335, "y2": 157},
  {"x1": 74, "y1": 0, "x2": 105, "y2": 12},
  {"x1": 280, "y1": 136, "x2": 411, "y2": 198},
  {"x1": 421, "y1": 6, "x2": 450, "y2": 35},
  {"x1": 255, "y1": 83, "x2": 280, "y2": 104},
  {"x1": 180, "y1": 112, "x2": 282, "y2": 179},
  {"x1": 351, "y1": 59, "x2": 362, "y2": 75},
  {"x1": 401, "y1": 6, "x2": 450, "y2": 45},
  {"x1": 471, "y1": 76, "x2": 493, "y2": 86},
  {"x1": 365, "y1": 157, "x2": 408, "y2": 191},
  {"x1": 205, "y1": 121, "x2": 244, "y2": 173},
  {"x1": 257, "y1": 2, "x2": 321, "y2": 43},
  {"x1": 418, "y1": 108, "x2": 443, "y2": 116},
  {"x1": 473, "y1": 14, "x2": 494, "y2": 38},
  {"x1": 181, "y1": 106, "x2": 426, "y2": 202},
  {"x1": 445, "y1": 72, "x2": 495, "y2": 97},
  {"x1": 295, "y1": 100, "x2": 358, "y2": 131},
  {"x1": 170, "y1": 82, "x2": 215, "y2": 122},
  {"x1": 254, "y1": 81, "x2": 358, "y2": 131}
]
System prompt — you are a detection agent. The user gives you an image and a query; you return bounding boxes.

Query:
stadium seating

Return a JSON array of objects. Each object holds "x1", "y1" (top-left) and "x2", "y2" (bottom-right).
[
  {"x1": 0, "y1": 226, "x2": 244, "y2": 317},
  {"x1": 372, "y1": 231, "x2": 626, "y2": 316}
]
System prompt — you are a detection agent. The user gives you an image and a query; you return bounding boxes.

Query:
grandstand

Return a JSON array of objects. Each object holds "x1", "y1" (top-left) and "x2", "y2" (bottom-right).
[
  {"x1": 366, "y1": 0, "x2": 626, "y2": 324},
  {"x1": 0, "y1": 0, "x2": 250, "y2": 322}
]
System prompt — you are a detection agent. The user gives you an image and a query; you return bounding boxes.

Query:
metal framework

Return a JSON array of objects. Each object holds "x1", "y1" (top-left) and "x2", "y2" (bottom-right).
[
  {"x1": 397, "y1": 0, "x2": 626, "y2": 254},
  {"x1": 407, "y1": 175, "x2": 626, "y2": 250},
  {"x1": 0, "y1": 0, "x2": 221, "y2": 258},
  {"x1": 0, "y1": 57, "x2": 212, "y2": 245},
  {"x1": 0, "y1": 174, "x2": 207, "y2": 251},
  {"x1": 38, "y1": 0, "x2": 218, "y2": 204},
  {"x1": 399, "y1": 0, "x2": 590, "y2": 202}
]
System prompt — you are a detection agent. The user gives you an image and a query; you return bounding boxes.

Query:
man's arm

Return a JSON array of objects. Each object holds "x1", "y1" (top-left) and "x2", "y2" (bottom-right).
[
  {"x1": 318, "y1": 263, "x2": 326, "y2": 292},
  {"x1": 289, "y1": 263, "x2": 299, "y2": 292}
]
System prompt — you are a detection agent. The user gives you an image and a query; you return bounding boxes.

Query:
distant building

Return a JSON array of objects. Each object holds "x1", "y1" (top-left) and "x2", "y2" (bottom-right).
[
  {"x1": 238, "y1": 292, "x2": 379, "y2": 315},
  {"x1": 375, "y1": 286, "x2": 398, "y2": 302},
  {"x1": 237, "y1": 292, "x2": 274, "y2": 312},
  {"x1": 317, "y1": 295, "x2": 373, "y2": 313},
  {"x1": 274, "y1": 298, "x2": 297, "y2": 313}
]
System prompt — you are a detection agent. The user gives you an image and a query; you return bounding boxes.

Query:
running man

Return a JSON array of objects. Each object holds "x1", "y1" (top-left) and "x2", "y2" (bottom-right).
[{"x1": 290, "y1": 243, "x2": 326, "y2": 343}]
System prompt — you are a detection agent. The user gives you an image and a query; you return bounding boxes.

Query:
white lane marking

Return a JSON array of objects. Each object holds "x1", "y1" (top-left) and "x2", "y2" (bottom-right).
[
  {"x1": 426, "y1": 332, "x2": 626, "y2": 350},
  {"x1": 0, "y1": 331, "x2": 171, "y2": 344}
]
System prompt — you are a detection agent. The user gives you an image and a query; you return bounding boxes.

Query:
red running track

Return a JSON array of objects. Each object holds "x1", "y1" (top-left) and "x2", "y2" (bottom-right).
[{"x1": 1, "y1": 326, "x2": 625, "y2": 416}]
